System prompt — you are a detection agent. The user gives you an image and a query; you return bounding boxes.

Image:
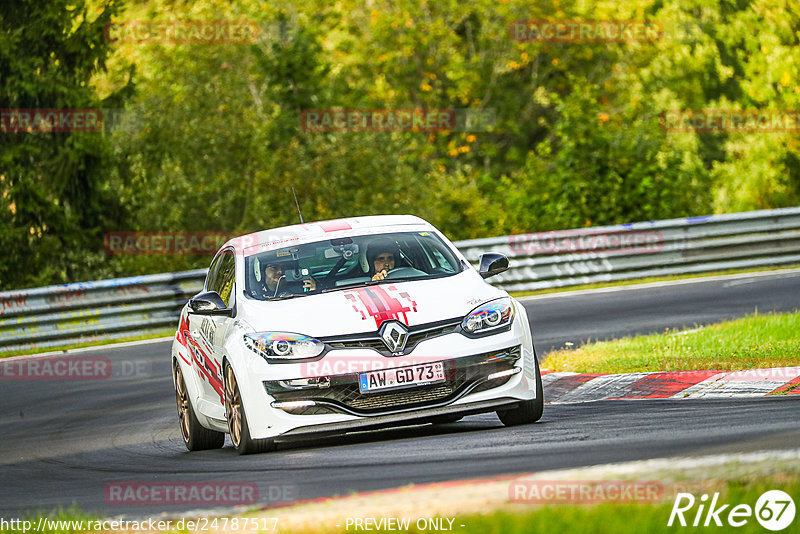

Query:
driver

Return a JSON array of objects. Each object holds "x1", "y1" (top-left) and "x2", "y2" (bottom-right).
[
  {"x1": 262, "y1": 262, "x2": 317, "y2": 297},
  {"x1": 366, "y1": 239, "x2": 399, "y2": 281}
]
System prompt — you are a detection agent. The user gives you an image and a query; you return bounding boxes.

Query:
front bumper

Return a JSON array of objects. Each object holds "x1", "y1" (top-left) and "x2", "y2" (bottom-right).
[
  {"x1": 264, "y1": 345, "x2": 521, "y2": 417},
  {"x1": 274, "y1": 397, "x2": 523, "y2": 442},
  {"x1": 235, "y1": 308, "x2": 537, "y2": 440}
]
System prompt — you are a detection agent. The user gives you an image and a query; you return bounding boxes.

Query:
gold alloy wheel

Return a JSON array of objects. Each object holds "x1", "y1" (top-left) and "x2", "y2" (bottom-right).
[
  {"x1": 224, "y1": 365, "x2": 243, "y2": 448},
  {"x1": 174, "y1": 365, "x2": 191, "y2": 443}
]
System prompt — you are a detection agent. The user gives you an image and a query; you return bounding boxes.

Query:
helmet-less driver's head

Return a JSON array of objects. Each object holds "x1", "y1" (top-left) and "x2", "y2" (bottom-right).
[{"x1": 263, "y1": 262, "x2": 288, "y2": 292}]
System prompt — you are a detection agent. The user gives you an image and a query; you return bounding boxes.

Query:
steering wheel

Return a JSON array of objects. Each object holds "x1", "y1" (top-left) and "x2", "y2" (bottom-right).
[{"x1": 385, "y1": 267, "x2": 427, "y2": 279}]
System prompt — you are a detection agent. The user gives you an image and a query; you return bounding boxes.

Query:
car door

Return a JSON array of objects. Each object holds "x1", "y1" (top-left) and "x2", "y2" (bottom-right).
[
  {"x1": 206, "y1": 248, "x2": 237, "y2": 392},
  {"x1": 187, "y1": 248, "x2": 234, "y2": 404}
]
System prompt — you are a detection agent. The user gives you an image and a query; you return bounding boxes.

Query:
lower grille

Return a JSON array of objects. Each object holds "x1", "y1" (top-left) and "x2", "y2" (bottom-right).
[{"x1": 266, "y1": 346, "x2": 521, "y2": 416}]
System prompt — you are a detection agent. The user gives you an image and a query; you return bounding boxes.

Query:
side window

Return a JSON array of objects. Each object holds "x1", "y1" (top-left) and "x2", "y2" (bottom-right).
[
  {"x1": 210, "y1": 250, "x2": 236, "y2": 307},
  {"x1": 431, "y1": 249, "x2": 447, "y2": 268},
  {"x1": 205, "y1": 253, "x2": 223, "y2": 292}
]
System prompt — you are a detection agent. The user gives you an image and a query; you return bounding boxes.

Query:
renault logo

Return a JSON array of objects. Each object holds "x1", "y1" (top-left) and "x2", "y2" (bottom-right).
[{"x1": 379, "y1": 321, "x2": 409, "y2": 353}]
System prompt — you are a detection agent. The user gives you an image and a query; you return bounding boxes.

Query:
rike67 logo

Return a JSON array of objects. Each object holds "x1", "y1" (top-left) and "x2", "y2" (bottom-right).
[{"x1": 668, "y1": 490, "x2": 796, "y2": 530}]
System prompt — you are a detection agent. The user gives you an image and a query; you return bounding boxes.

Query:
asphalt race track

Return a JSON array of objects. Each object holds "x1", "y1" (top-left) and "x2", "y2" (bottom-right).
[{"x1": 1, "y1": 270, "x2": 799, "y2": 518}]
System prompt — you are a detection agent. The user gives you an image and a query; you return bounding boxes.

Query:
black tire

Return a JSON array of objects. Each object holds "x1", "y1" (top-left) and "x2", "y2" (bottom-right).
[
  {"x1": 224, "y1": 363, "x2": 276, "y2": 455},
  {"x1": 427, "y1": 414, "x2": 463, "y2": 425},
  {"x1": 497, "y1": 353, "x2": 544, "y2": 426},
  {"x1": 174, "y1": 362, "x2": 225, "y2": 451}
]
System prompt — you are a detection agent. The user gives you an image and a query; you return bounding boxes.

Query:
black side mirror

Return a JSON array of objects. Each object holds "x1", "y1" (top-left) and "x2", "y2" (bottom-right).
[
  {"x1": 188, "y1": 291, "x2": 233, "y2": 316},
  {"x1": 478, "y1": 253, "x2": 509, "y2": 279}
]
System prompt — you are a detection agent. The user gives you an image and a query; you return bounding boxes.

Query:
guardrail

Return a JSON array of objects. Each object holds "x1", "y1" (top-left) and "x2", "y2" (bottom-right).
[
  {"x1": 2, "y1": 207, "x2": 799, "y2": 353},
  {"x1": 456, "y1": 206, "x2": 800, "y2": 292},
  {"x1": 0, "y1": 270, "x2": 207, "y2": 353}
]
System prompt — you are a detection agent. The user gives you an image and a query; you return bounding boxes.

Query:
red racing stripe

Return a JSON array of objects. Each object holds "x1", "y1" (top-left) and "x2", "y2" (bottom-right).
[
  {"x1": 185, "y1": 333, "x2": 224, "y2": 403},
  {"x1": 317, "y1": 219, "x2": 351, "y2": 232},
  {"x1": 347, "y1": 286, "x2": 414, "y2": 328},
  {"x1": 370, "y1": 286, "x2": 413, "y2": 327}
]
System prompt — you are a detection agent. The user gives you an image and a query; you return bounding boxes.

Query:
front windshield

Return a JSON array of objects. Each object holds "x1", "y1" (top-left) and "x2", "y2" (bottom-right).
[{"x1": 244, "y1": 231, "x2": 462, "y2": 300}]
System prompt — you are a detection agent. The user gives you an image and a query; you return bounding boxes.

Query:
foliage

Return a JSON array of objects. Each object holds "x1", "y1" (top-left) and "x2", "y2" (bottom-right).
[
  {"x1": 0, "y1": 0, "x2": 130, "y2": 288},
  {"x1": 2, "y1": 0, "x2": 799, "y2": 289}
]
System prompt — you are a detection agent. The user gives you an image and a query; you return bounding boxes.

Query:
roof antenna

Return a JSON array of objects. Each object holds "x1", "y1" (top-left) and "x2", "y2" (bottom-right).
[{"x1": 290, "y1": 184, "x2": 304, "y2": 223}]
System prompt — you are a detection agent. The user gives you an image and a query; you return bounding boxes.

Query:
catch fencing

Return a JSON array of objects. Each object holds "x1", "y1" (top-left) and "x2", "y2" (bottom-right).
[{"x1": 2, "y1": 207, "x2": 799, "y2": 353}]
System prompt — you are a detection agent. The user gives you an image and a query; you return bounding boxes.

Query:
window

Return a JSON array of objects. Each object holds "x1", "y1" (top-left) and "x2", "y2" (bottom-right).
[
  {"x1": 205, "y1": 253, "x2": 223, "y2": 292},
  {"x1": 210, "y1": 250, "x2": 236, "y2": 307},
  {"x1": 243, "y1": 231, "x2": 462, "y2": 300}
]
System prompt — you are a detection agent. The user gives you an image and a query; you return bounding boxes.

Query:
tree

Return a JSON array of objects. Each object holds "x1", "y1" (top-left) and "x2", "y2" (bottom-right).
[{"x1": 0, "y1": 0, "x2": 131, "y2": 289}]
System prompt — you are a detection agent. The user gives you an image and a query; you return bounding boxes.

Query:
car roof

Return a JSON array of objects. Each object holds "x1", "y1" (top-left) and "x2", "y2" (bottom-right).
[{"x1": 223, "y1": 215, "x2": 434, "y2": 255}]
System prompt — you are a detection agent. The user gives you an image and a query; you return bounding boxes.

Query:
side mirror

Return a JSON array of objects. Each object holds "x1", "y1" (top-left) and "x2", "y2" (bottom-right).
[
  {"x1": 478, "y1": 253, "x2": 509, "y2": 279},
  {"x1": 188, "y1": 291, "x2": 233, "y2": 316}
]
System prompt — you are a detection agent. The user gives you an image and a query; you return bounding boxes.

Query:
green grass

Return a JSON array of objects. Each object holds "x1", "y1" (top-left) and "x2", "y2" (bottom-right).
[
  {"x1": 0, "y1": 329, "x2": 175, "y2": 359},
  {"x1": 509, "y1": 264, "x2": 800, "y2": 298},
  {"x1": 442, "y1": 478, "x2": 800, "y2": 534},
  {"x1": 542, "y1": 311, "x2": 800, "y2": 374},
  {"x1": 274, "y1": 476, "x2": 800, "y2": 534},
  {"x1": 0, "y1": 506, "x2": 96, "y2": 534},
  {"x1": 6, "y1": 477, "x2": 798, "y2": 534}
]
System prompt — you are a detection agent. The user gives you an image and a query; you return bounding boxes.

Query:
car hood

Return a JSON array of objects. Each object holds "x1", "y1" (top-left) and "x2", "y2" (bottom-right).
[{"x1": 237, "y1": 270, "x2": 507, "y2": 337}]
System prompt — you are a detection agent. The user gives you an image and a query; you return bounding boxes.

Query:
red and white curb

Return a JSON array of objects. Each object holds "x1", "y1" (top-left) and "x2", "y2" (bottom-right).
[{"x1": 541, "y1": 367, "x2": 800, "y2": 403}]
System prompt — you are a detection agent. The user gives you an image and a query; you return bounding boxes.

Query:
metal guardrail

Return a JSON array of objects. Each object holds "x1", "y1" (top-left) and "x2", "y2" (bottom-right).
[
  {"x1": 457, "y1": 206, "x2": 800, "y2": 292},
  {"x1": 0, "y1": 270, "x2": 207, "y2": 353},
  {"x1": 2, "y1": 207, "x2": 799, "y2": 353}
]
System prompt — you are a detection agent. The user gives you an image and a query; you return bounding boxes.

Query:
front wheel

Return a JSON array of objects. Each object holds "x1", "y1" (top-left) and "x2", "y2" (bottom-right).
[
  {"x1": 174, "y1": 362, "x2": 224, "y2": 451},
  {"x1": 497, "y1": 354, "x2": 544, "y2": 426},
  {"x1": 224, "y1": 363, "x2": 275, "y2": 455}
]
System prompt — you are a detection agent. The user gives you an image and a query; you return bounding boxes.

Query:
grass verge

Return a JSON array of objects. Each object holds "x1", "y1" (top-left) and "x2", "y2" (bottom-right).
[
  {"x1": 4, "y1": 462, "x2": 800, "y2": 533},
  {"x1": 0, "y1": 329, "x2": 175, "y2": 359},
  {"x1": 431, "y1": 477, "x2": 799, "y2": 534},
  {"x1": 542, "y1": 311, "x2": 800, "y2": 374},
  {"x1": 509, "y1": 265, "x2": 800, "y2": 298}
]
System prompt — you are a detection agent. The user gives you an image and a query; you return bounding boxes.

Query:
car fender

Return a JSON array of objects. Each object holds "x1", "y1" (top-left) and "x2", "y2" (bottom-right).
[
  {"x1": 220, "y1": 320, "x2": 269, "y2": 439},
  {"x1": 512, "y1": 298, "x2": 539, "y2": 389}
]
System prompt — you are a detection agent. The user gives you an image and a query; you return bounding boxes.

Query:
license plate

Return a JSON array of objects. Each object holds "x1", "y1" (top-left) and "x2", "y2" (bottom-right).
[{"x1": 358, "y1": 362, "x2": 446, "y2": 393}]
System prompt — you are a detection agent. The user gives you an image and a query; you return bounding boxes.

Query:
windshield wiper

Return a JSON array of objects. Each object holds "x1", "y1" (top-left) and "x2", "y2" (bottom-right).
[
  {"x1": 321, "y1": 281, "x2": 369, "y2": 293},
  {"x1": 321, "y1": 274, "x2": 451, "y2": 293},
  {"x1": 268, "y1": 294, "x2": 306, "y2": 301}
]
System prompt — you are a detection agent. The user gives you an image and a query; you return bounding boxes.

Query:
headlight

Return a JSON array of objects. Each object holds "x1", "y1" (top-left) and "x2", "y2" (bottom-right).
[
  {"x1": 461, "y1": 298, "x2": 515, "y2": 336},
  {"x1": 243, "y1": 332, "x2": 324, "y2": 362}
]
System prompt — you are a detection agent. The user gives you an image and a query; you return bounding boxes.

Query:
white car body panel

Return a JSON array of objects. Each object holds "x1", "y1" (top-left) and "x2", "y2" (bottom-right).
[{"x1": 171, "y1": 216, "x2": 539, "y2": 441}]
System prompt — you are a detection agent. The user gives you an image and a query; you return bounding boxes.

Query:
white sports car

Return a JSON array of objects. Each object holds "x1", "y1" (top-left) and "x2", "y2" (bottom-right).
[{"x1": 171, "y1": 215, "x2": 543, "y2": 454}]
